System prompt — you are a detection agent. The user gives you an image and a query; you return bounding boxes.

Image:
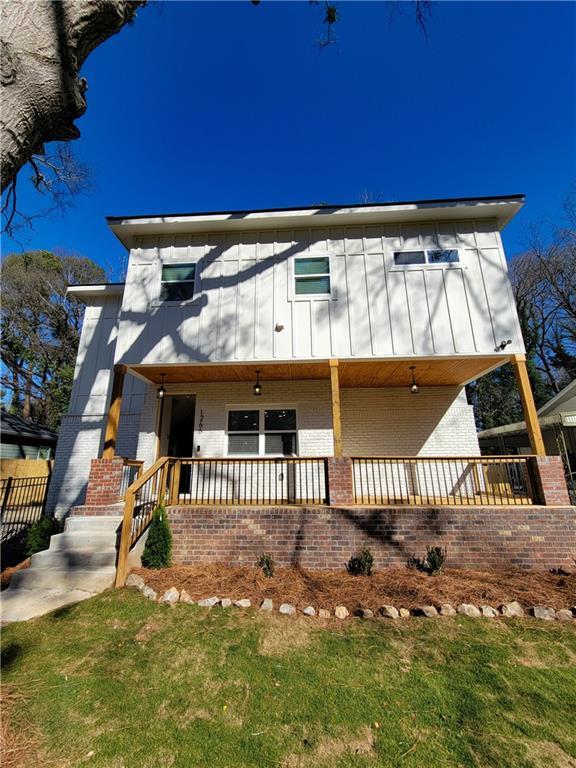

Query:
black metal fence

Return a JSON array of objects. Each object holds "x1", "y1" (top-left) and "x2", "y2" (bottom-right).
[{"x1": 1, "y1": 475, "x2": 51, "y2": 549}]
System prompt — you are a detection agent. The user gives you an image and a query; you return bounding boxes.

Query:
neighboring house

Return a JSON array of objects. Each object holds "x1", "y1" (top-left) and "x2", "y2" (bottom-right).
[
  {"x1": 0, "y1": 409, "x2": 57, "y2": 461},
  {"x1": 478, "y1": 379, "x2": 576, "y2": 492},
  {"x1": 47, "y1": 193, "x2": 545, "y2": 519}
]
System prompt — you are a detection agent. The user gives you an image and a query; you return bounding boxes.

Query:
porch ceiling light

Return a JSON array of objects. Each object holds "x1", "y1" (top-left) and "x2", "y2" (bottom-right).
[
  {"x1": 157, "y1": 373, "x2": 166, "y2": 400},
  {"x1": 253, "y1": 369, "x2": 262, "y2": 397},
  {"x1": 409, "y1": 366, "x2": 419, "y2": 395}
]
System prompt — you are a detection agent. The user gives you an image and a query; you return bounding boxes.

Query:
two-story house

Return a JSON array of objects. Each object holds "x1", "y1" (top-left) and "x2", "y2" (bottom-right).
[{"x1": 39, "y1": 194, "x2": 573, "y2": 583}]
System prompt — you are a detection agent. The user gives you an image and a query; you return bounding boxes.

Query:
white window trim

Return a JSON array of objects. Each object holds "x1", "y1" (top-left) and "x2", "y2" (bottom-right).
[
  {"x1": 290, "y1": 254, "x2": 335, "y2": 301},
  {"x1": 390, "y1": 248, "x2": 462, "y2": 269},
  {"x1": 225, "y1": 405, "x2": 298, "y2": 457},
  {"x1": 151, "y1": 259, "x2": 202, "y2": 307}
]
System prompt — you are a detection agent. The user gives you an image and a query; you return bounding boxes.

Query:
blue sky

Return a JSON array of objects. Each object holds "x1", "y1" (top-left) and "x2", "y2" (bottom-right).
[{"x1": 3, "y1": 0, "x2": 575, "y2": 274}]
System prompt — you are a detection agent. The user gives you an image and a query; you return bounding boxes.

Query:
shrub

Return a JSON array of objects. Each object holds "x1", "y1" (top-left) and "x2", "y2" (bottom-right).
[
  {"x1": 25, "y1": 517, "x2": 62, "y2": 557},
  {"x1": 346, "y1": 548, "x2": 374, "y2": 576},
  {"x1": 256, "y1": 552, "x2": 275, "y2": 577},
  {"x1": 425, "y1": 545, "x2": 447, "y2": 575},
  {"x1": 141, "y1": 504, "x2": 172, "y2": 569}
]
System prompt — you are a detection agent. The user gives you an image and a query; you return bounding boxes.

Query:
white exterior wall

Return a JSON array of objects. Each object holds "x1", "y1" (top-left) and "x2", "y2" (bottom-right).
[
  {"x1": 134, "y1": 381, "x2": 477, "y2": 463},
  {"x1": 114, "y1": 218, "x2": 523, "y2": 366}
]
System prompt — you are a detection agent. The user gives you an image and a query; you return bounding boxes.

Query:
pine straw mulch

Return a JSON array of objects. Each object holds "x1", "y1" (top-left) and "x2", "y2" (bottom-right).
[
  {"x1": 133, "y1": 564, "x2": 576, "y2": 612},
  {"x1": 0, "y1": 559, "x2": 30, "y2": 591},
  {"x1": 0, "y1": 685, "x2": 45, "y2": 768}
]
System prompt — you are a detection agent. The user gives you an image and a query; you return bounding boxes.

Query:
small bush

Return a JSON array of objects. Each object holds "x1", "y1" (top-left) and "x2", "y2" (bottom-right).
[
  {"x1": 425, "y1": 545, "x2": 447, "y2": 575},
  {"x1": 25, "y1": 517, "x2": 62, "y2": 557},
  {"x1": 141, "y1": 504, "x2": 172, "y2": 569},
  {"x1": 346, "y1": 548, "x2": 374, "y2": 576},
  {"x1": 256, "y1": 552, "x2": 275, "y2": 578}
]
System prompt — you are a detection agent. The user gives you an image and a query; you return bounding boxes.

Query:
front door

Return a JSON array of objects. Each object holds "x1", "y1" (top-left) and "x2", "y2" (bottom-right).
[{"x1": 167, "y1": 396, "x2": 196, "y2": 497}]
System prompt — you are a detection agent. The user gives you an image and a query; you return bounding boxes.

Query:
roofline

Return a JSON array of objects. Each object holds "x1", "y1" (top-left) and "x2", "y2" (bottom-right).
[
  {"x1": 106, "y1": 194, "x2": 526, "y2": 249},
  {"x1": 537, "y1": 378, "x2": 576, "y2": 416},
  {"x1": 106, "y1": 194, "x2": 526, "y2": 223},
  {"x1": 67, "y1": 283, "x2": 125, "y2": 297}
]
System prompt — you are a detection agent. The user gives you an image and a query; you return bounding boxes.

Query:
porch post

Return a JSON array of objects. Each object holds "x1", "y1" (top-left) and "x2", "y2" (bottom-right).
[
  {"x1": 102, "y1": 364, "x2": 126, "y2": 458},
  {"x1": 329, "y1": 358, "x2": 343, "y2": 458},
  {"x1": 510, "y1": 354, "x2": 545, "y2": 456}
]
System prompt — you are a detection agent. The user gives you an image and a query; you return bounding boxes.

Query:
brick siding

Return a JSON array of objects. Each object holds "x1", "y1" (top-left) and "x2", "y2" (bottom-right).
[
  {"x1": 169, "y1": 504, "x2": 576, "y2": 571},
  {"x1": 529, "y1": 455, "x2": 571, "y2": 506},
  {"x1": 84, "y1": 457, "x2": 125, "y2": 506}
]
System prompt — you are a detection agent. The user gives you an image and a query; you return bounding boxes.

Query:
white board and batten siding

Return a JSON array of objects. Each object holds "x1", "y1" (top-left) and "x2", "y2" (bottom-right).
[{"x1": 114, "y1": 219, "x2": 524, "y2": 366}]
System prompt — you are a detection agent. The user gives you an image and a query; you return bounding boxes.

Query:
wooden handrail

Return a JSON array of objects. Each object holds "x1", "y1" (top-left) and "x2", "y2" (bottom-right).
[{"x1": 115, "y1": 456, "x2": 175, "y2": 587}]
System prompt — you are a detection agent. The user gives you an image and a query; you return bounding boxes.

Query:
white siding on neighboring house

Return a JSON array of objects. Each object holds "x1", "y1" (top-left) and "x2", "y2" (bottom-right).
[{"x1": 114, "y1": 219, "x2": 523, "y2": 367}]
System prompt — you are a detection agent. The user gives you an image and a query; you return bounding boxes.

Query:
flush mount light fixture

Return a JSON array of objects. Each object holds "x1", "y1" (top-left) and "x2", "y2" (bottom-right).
[
  {"x1": 253, "y1": 369, "x2": 262, "y2": 397},
  {"x1": 156, "y1": 373, "x2": 166, "y2": 400},
  {"x1": 496, "y1": 339, "x2": 513, "y2": 351},
  {"x1": 409, "y1": 366, "x2": 419, "y2": 395}
]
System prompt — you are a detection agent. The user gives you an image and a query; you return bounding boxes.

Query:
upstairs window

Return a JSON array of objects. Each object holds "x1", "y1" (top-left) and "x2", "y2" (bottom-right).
[
  {"x1": 160, "y1": 263, "x2": 196, "y2": 301},
  {"x1": 294, "y1": 256, "x2": 330, "y2": 295},
  {"x1": 393, "y1": 249, "x2": 460, "y2": 266}
]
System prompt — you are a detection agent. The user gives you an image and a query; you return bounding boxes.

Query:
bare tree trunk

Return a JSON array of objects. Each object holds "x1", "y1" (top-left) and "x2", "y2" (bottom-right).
[{"x1": 1, "y1": 0, "x2": 145, "y2": 193}]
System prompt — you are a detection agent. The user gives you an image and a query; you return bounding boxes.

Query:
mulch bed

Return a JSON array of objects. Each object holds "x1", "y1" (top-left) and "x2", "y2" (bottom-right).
[
  {"x1": 0, "y1": 559, "x2": 30, "y2": 591},
  {"x1": 133, "y1": 564, "x2": 576, "y2": 612}
]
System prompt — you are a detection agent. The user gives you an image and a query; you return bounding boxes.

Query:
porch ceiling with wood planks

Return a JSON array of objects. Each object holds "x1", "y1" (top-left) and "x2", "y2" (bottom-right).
[{"x1": 129, "y1": 355, "x2": 508, "y2": 388}]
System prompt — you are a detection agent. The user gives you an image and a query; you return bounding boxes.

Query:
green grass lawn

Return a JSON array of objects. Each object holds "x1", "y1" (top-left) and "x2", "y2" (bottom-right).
[{"x1": 2, "y1": 590, "x2": 576, "y2": 767}]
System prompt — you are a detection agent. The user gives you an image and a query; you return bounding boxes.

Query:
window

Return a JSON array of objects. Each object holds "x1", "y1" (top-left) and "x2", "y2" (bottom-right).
[
  {"x1": 227, "y1": 408, "x2": 297, "y2": 456},
  {"x1": 294, "y1": 257, "x2": 330, "y2": 295},
  {"x1": 393, "y1": 249, "x2": 460, "y2": 266},
  {"x1": 227, "y1": 410, "x2": 259, "y2": 455},
  {"x1": 160, "y1": 263, "x2": 196, "y2": 301},
  {"x1": 393, "y1": 251, "x2": 426, "y2": 266},
  {"x1": 427, "y1": 249, "x2": 459, "y2": 264}
]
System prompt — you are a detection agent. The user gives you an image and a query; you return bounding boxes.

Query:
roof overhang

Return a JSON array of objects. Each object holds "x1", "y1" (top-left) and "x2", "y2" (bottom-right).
[
  {"x1": 67, "y1": 283, "x2": 125, "y2": 298},
  {"x1": 107, "y1": 195, "x2": 525, "y2": 249},
  {"x1": 127, "y1": 355, "x2": 508, "y2": 389}
]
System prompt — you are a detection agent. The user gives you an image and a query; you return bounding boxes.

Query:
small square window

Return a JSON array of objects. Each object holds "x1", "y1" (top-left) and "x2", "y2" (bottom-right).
[
  {"x1": 265, "y1": 409, "x2": 297, "y2": 431},
  {"x1": 393, "y1": 251, "x2": 426, "y2": 266},
  {"x1": 295, "y1": 257, "x2": 330, "y2": 295},
  {"x1": 160, "y1": 263, "x2": 196, "y2": 301}
]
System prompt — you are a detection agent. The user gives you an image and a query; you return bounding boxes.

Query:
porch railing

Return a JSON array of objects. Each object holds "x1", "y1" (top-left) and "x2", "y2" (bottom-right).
[
  {"x1": 119, "y1": 459, "x2": 144, "y2": 499},
  {"x1": 175, "y1": 458, "x2": 328, "y2": 506},
  {"x1": 115, "y1": 456, "x2": 328, "y2": 586},
  {"x1": 352, "y1": 456, "x2": 536, "y2": 506}
]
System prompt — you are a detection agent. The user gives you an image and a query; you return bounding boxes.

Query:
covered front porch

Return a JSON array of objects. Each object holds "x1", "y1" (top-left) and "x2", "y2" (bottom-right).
[
  {"x1": 98, "y1": 353, "x2": 554, "y2": 511},
  {"x1": 103, "y1": 353, "x2": 546, "y2": 463}
]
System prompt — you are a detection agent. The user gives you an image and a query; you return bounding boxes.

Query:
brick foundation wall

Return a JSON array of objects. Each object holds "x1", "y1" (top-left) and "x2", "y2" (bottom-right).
[
  {"x1": 530, "y1": 456, "x2": 571, "y2": 506},
  {"x1": 169, "y1": 504, "x2": 576, "y2": 571},
  {"x1": 84, "y1": 457, "x2": 125, "y2": 506}
]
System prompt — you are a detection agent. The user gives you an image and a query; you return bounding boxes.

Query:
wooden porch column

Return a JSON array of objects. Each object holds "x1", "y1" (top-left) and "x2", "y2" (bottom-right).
[
  {"x1": 329, "y1": 359, "x2": 343, "y2": 458},
  {"x1": 511, "y1": 354, "x2": 545, "y2": 456},
  {"x1": 102, "y1": 365, "x2": 126, "y2": 458}
]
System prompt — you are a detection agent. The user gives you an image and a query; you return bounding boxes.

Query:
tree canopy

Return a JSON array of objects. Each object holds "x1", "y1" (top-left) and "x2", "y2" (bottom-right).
[{"x1": 1, "y1": 250, "x2": 105, "y2": 429}]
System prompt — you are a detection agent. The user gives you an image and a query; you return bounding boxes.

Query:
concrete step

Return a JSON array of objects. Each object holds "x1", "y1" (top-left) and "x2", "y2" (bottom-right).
[
  {"x1": 49, "y1": 531, "x2": 119, "y2": 551},
  {"x1": 1, "y1": 588, "x2": 94, "y2": 623},
  {"x1": 9, "y1": 566, "x2": 116, "y2": 592},
  {"x1": 65, "y1": 516, "x2": 122, "y2": 533},
  {"x1": 31, "y1": 547, "x2": 117, "y2": 569}
]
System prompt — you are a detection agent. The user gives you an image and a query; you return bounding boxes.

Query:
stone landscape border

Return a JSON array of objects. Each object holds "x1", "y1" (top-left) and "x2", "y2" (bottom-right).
[{"x1": 125, "y1": 574, "x2": 576, "y2": 622}]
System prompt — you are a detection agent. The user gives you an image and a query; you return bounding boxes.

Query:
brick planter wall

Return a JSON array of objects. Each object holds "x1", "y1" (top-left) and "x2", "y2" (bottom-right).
[{"x1": 169, "y1": 504, "x2": 576, "y2": 571}]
